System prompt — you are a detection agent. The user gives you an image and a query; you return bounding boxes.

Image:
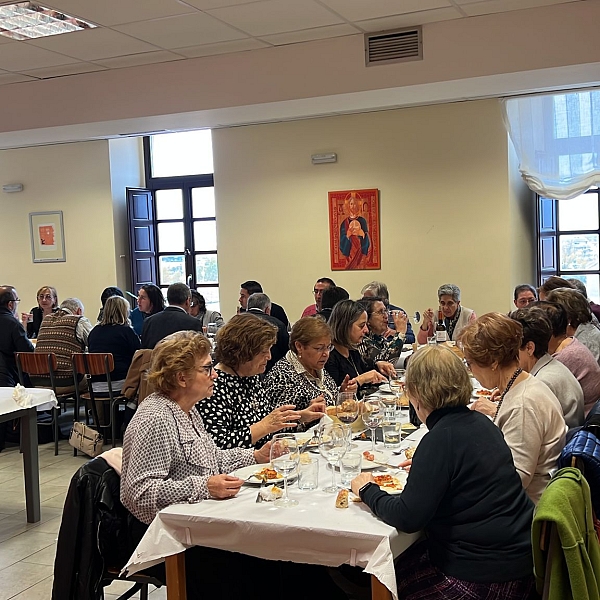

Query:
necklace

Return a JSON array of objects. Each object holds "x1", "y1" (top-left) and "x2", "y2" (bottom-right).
[
  {"x1": 348, "y1": 353, "x2": 360, "y2": 376},
  {"x1": 493, "y1": 367, "x2": 523, "y2": 423}
]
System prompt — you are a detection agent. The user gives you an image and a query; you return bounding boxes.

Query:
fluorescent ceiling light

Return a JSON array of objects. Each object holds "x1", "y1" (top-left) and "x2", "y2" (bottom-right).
[{"x1": 0, "y1": 2, "x2": 96, "y2": 40}]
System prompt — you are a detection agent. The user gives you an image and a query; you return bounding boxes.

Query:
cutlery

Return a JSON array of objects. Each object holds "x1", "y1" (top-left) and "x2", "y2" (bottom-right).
[
  {"x1": 298, "y1": 429, "x2": 320, "y2": 454},
  {"x1": 255, "y1": 478, "x2": 267, "y2": 503}
]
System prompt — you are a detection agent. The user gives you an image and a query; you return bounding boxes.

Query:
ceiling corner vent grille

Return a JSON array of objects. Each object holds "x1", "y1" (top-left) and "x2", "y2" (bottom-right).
[{"x1": 365, "y1": 27, "x2": 422, "y2": 67}]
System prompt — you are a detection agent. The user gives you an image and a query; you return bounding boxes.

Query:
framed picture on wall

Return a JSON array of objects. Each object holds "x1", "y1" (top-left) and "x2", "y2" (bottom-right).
[
  {"x1": 328, "y1": 189, "x2": 381, "y2": 270},
  {"x1": 29, "y1": 211, "x2": 66, "y2": 263}
]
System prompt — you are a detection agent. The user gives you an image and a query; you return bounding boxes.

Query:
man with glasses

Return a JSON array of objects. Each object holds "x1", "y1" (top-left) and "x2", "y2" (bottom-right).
[
  {"x1": 301, "y1": 277, "x2": 335, "y2": 318},
  {"x1": 513, "y1": 284, "x2": 537, "y2": 309}
]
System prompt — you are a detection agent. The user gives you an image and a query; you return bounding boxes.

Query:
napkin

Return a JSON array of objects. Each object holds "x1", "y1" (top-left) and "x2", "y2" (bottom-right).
[{"x1": 12, "y1": 384, "x2": 33, "y2": 408}]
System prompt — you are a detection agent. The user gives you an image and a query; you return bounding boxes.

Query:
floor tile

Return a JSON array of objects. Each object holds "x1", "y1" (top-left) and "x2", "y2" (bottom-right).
[
  {"x1": 0, "y1": 561, "x2": 53, "y2": 600},
  {"x1": 0, "y1": 530, "x2": 56, "y2": 569},
  {"x1": 22, "y1": 542, "x2": 57, "y2": 566},
  {"x1": 7, "y1": 575, "x2": 54, "y2": 600}
]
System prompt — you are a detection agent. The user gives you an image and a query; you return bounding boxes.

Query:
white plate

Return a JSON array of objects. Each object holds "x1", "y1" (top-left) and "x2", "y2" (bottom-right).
[
  {"x1": 373, "y1": 471, "x2": 407, "y2": 495},
  {"x1": 232, "y1": 464, "x2": 286, "y2": 485},
  {"x1": 360, "y1": 450, "x2": 392, "y2": 470},
  {"x1": 295, "y1": 432, "x2": 319, "y2": 449}
]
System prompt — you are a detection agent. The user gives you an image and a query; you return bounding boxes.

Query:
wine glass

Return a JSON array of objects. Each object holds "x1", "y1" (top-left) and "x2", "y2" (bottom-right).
[
  {"x1": 207, "y1": 322, "x2": 218, "y2": 340},
  {"x1": 336, "y1": 392, "x2": 359, "y2": 425},
  {"x1": 270, "y1": 434, "x2": 299, "y2": 508},
  {"x1": 318, "y1": 424, "x2": 347, "y2": 493},
  {"x1": 411, "y1": 311, "x2": 421, "y2": 325},
  {"x1": 363, "y1": 399, "x2": 384, "y2": 453}
]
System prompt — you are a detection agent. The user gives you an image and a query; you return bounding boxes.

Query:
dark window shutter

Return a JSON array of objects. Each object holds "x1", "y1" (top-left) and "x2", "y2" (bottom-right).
[
  {"x1": 127, "y1": 188, "x2": 156, "y2": 293},
  {"x1": 538, "y1": 196, "x2": 557, "y2": 281}
]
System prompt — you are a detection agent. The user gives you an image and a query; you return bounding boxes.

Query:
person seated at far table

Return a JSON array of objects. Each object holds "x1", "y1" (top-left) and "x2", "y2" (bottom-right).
[
  {"x1": 301, "y1": 277, "x2": 335, "y2": 317},
  {"x1": 534, "y1": 300, "x2": 600, "y2": 416},
  {"x1": 351, "y1": 345, "x2": 537, "y2": 600},
  {"x1": 131, "y1": 284, "x2": 165, "y2": 336},
  {"x1": 264, "y1": 317, "x2": 357, "y2": 416},
  {"x1": 417, "y1": 283, "x2": 476, "y2": 345},
  {"x1": 568, "y1": 278, "x2": 600, "y2": 323},
  {"x1": 325, "y1": 299, "x2": 391, "y2": 393},
  {"x1": 361, "y1": 280, "x2": 415, "y2": 343},
  {"x1": 197, "y1": 314, "x2": 324, "y2": 449},
  {"x1": 513, "y1": 284, "x2": 537, "y2": 309},
  {"x1": 120, "y1": 330, "x2": 274, "y2": 599},
  {"x1": 358, "y1": 296, "x2": 409, "y2": 365},
  {"x1": 509, "y1": 306, "x2": 584, "y2": 429},
  {"x1": 460, "y1": 313, "x2": 566, "y2": 504},
  {"x1": 96, "y1": 286, "x2": 124, "y2": 322},
  {"x1": 317, "y1": 285, "x2": 349, "y2": 322},
  {"x1": 21, "y1": 285, "x2": 58, "y2": 339},
  {"x1": 546, "y1": 287, "x2": 600, "y2": 363},
  {"x1": 189, "y1": 290, "x2": 224, "y2": 330},
  {"x1": 238, "y1": 280, "x2": 289, "y2": 328}
]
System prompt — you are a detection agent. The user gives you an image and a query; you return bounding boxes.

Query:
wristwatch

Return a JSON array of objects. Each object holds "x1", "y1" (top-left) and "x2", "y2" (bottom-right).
[{"x1": 359, "y1": 481, "x2": 377, "y2": 498}]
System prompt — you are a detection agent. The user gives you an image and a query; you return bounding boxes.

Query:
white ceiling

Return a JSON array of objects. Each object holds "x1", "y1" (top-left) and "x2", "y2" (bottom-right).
[{"x1": 0, "y1": 0, "x2": 583, "y2": 83}]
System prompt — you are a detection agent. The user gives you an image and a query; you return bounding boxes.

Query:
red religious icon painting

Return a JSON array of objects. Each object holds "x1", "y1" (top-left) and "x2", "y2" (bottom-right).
[{"x1": 328, "y1": 189, "x2": 381, "y2": 271}]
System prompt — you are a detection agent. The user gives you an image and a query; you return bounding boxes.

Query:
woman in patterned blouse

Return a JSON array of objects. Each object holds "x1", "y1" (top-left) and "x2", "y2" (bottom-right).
[
  {"x1": 121, "y1": 330, "x2": 272, "y2": 527},
  {"x1": 198, "y1": 314, "x2": 326, "y2": 449},
  {"x1": 264, "y1": 317, "x2": 357, "y2": 414}
]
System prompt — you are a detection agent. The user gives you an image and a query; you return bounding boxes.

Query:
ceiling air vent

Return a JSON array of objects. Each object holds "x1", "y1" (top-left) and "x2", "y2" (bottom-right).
[{"x1": 365, "y1": 27, "x2": 422, "y2": 67}]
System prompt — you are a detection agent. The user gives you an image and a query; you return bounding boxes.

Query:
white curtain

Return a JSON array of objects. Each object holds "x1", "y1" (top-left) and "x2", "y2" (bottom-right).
[{"x1": 502, "y1": 90, "x2": 600, "y2": 200}]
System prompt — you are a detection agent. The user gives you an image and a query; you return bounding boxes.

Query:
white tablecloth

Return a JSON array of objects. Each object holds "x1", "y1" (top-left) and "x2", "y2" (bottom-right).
[
  {"x1": 124, "y1": 429, "x2": 429, "y2": 599},
  {"x1": 0, "y1": 387, "x2": 57, "y2": 416}
]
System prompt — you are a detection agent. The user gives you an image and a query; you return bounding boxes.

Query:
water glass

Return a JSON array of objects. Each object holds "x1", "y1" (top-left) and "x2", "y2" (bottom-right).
[
  {"x1": 270, "y1": 433, "x2": 299, "y2": 507},
  {"x1": 339, "y1": 452, "x2": 362, "y2": 487},
  {"x1": 382, "y1": 421, "x2": 401, "y2": 449},
  {"x1": 298, "y1": 456, "x2": 319, "y2": 490}
]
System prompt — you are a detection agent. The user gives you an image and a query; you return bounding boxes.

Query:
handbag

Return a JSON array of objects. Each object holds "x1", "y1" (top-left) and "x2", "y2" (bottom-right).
[{"x1": 69, "y1": 421, "x2": 104, "y2": 457}]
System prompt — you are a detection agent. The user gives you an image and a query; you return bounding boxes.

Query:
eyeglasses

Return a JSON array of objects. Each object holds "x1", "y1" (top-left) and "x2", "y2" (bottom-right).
[
  {"x1": 195, "y1": 362, "x2": 214, "y2": 376},
  {"x1": 373, "y1": 309, "x2": 389, "y2": 316},
  {"x1": 311, "y1": 344, "x2": 334, "y2": 354},
  {"x1": 313, "y1": 289, "x2": 324, "y2": 295},
  {"x1": 11, "y1": 297, "x2": 20, "y2": 302},
  {"x1": 37, "y1": 294, "x2": 53, "y2": 301}
]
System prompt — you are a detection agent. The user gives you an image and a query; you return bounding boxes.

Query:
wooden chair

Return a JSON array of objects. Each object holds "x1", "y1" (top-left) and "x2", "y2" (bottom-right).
[
  {"x1": 14, "y1": 352, "x2": 70, "y2": 456},
  {"x1": 72, "y1": 353, "x2": 126, "y2": 448},
  {"x1": 103, "y1": 566, "x2": 163, "y2": 600}
]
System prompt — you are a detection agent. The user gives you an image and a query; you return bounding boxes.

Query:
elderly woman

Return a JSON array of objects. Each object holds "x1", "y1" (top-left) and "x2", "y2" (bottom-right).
[
  {"x1": 21, "y1": 285, "x2": 58, "y2": 338},
  {"x1": 351, "y1": 345, "x2": 536, "y2": 600},
  {"x1": 537, "y1": 275, "x2": 574, "y2": 300},
  {"x1": 460, "y1": 313, "x2": 566, "y2": 503},
  {"x1": 264, "y1": 317, "x2": 356, "y2": 412},
  {"x1": 546, "y1": 287, "x2": 600, "y2": 363},
  {"x1": 417, "y1": 283, "x2": 476, "y2": 344},
  {"x1": 357, "y1": 296, "x2": 408, "y2": 364},
  {"x1": 509, "y1": 307, "x2": 584, "y2": 429},
  {"x1": 197, "y1": 314, "x2": 324, "y2": 449},
  {"x1": 88, "y1": 295, "x2": 141, "y2": 394},
  {"x1": 535, "y1": 300, "x2": 600, "y2": 416},
  {"x1": 121, "y1": 331, "x2": 274, "y2": 598},
  {"x1": 190, "y1": 290, "x2": 224, "y2": 330},
  {"x1": 325, "y1": 299, "x2": 392, "y2": 391}
]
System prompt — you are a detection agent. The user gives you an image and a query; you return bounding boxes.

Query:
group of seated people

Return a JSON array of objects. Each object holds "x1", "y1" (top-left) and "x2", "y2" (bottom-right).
[{"x1": 3, "y1": 273, "x2": 600, "y2": 599}]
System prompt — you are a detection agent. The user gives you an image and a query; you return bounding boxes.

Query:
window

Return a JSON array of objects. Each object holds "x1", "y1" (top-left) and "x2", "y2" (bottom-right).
[
  {"x1": 537, "y1": 189, "x2": 600, "y2": 302},
  {"x1": 127, "y1": 130, "x2": 219, "y2": 311}
]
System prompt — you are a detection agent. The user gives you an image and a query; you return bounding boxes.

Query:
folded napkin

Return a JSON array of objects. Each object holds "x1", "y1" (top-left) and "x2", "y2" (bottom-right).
[{"x1": 12, "y1": 384, "x2": 33, "y2": 408}]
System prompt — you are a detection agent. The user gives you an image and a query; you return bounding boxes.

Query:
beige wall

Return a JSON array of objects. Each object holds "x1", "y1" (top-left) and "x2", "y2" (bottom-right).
[
  {"x1": 214, "y1": 98, "x2": 534, "y2": 321},
  {"x1": 0, "y1": 140, "x2": 120, "y2": 321}
]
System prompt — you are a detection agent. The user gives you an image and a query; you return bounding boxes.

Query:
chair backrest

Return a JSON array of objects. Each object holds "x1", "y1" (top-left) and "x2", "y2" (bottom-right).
[
  {"x1": 122, "y1": 349, "x2": 154, "y2": 405},
  {"x1": 15, "y1": 352, "x2": 58, "y2": 376},
  {"x1": 72, "y1": 353, "x2": 115, "y2": 377}
]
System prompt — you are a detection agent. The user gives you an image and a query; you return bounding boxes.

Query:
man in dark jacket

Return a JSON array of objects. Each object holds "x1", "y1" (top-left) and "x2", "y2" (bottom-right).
[
  {"x1": 239, "y1": 280, "x2": 289, "y2": 329},
  {"x1": 141, "y1": 283, "x2": 202, "y2": 349},
  {"x1": 247, "y1": 293, "x2": 289, "y2": 373}
]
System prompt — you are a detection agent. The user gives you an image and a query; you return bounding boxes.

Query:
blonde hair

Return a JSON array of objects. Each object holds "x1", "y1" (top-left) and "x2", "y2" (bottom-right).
[
  {"x1": 37, "y1": 286, "x2": 58, "y2": 309},
  {"x1": 149, "y1": 331, "x2": 212, "y2": 395},
  {"x1": 100, "y1": 296, "x2": 130, "y2": 326},
  {"x1": 405, "y1": 345, "x2": 472, "y2": 412}
]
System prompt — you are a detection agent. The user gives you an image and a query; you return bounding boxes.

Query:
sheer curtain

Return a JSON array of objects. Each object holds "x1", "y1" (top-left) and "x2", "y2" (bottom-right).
[{"x1": 502, "y1": 90, "x2": 600, "y2": 200}]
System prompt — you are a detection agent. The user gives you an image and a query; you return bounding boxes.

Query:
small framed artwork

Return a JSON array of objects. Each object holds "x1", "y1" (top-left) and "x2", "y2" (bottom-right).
[
  {"x1": 328, "y1": 189, "x2": 381, "y2": 270},
  {"x1": 29, "y1": 211, "x2": 66, "y2": 263}
]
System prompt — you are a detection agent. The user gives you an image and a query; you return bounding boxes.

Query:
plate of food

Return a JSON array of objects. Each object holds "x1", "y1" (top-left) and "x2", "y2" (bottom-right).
[
  {"x1": 373, "y1": 473, "x2": 404, "y2": 494},
  {"x1": 232, "y1": 464, "x2": 285, "y2": 485},
  {"x1": 360, "y1": 450, "x2": 393, "y2": 470},
  {"x1": 472, "y1": 387, "x2": 494, "y2": 399},
  {"x1": 295, "y1": 432, "x2": 320, "y2": 449}
]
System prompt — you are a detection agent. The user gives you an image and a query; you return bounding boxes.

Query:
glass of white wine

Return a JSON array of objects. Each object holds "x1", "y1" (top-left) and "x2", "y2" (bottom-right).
[
  {"x1": 270, "y1": 434, "x2": 300, "y2": 508},
  {"x1": 363, "y1": 399, "x2": 384, "y2": 453}
]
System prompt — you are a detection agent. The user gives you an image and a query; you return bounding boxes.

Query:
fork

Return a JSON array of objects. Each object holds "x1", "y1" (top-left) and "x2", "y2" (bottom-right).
[{"x1": 298, "y1": 428, "x2": 320, "y2": 454}]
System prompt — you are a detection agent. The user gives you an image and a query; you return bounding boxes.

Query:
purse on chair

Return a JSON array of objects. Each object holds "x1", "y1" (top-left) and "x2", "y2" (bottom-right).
[{"x1": 69, "y1": 421, "x2": 104, "y2": 457}]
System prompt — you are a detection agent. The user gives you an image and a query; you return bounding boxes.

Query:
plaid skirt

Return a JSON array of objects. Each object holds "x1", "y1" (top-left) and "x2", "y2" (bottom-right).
[{"x1": 395, "y1": 541, "x2": 539, "y2": 600}]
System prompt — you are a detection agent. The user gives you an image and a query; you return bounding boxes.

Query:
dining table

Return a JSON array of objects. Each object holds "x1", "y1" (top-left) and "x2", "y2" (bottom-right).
[
  {"x1": 123, "y1": 420, "x2": 428, "y2": 600},
  {"x1": 0, "y1": 386, "x2": 57, "y2": 522}
]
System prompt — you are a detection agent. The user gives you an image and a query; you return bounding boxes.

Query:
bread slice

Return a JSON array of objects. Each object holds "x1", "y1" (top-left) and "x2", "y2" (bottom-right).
[{"x1": 335, "y1": 488, "x2": 349, "y2": 509}]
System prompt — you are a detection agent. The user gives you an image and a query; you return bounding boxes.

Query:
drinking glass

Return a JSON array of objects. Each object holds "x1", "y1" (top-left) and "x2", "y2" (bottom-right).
[
  {"x1": 382, "y1": 421, "x2": 401, "y2": 449},
  {"x1": 297, "y1": 456, "x2": 319, "y2": 490},
  {"x1": 207, "y1": 322, "x2": 218, "y2": 340},
  {"x1": 270, "y1": 434, "x2": 299, "y2": 507},
  {"x1": 339, "y1": 452, "x2": 362, "y2": 487},
  {"x1": 336, "y1": 392, "x2": 359, "y2": 425},
  {"x1": 318, "y1": 424, "x2": 347, "y2": 493},
  {"x1": 363, "y1": 399, "x2": 383, "y2": 453}
]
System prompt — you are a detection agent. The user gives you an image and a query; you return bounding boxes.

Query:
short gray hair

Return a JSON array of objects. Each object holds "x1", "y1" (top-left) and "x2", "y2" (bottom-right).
[
  {"x1": 247, "y1": 292, "x2": 271, "y2": 312},
  {"x1": 360, "y1": 281, "x2": 389, "y2": 302},
  {"x1": 60, "y1": 297, "x2": 84, "y2": 314},
  {"x1": 437, "y1": 284, "x2": 461, "y2": 302},
  {"x1": 567, "y1": 278, "x2": 588, "y2": 298}
]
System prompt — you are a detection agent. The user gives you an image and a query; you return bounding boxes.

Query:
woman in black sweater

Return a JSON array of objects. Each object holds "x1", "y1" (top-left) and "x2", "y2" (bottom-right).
[{"x1": 351, "y1": 345, "x2": 536, "y2": 600}]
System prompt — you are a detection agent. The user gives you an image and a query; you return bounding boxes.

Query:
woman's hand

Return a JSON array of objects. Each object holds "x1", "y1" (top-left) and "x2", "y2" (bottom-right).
[
  {"x1": 351, "y1": 472, "x2": 375, "y2": 496},
  {"x1": 254, "y1": 441, "x2": 272, "y2": 464},
  {"x1": 376, "y1": 361, "x2": 396, "y2": 378},
  {"x1": 263, "y1": 404, "x2": 301, "y2": 433},
  {"x1": 398, "y1": 458, "x2": 412, "y2": 472},
  {"x1": 340, "y1": 374, "x2": 358, "y2": 393},
  {"x1": 299, "y1": 398, "x2": 326, "y2": 423},
  {"x1": 470, "y1": 397, "x2": 498, "y2": 417},
  {"x1": 207, "y1": 474, "x2": 245, "y2": 499},
  {"x1": 422, "y1": 308, "x2": 434, "y2": 330},
  {"x1": 358, "y1": 369, "x2": 388, "y2": 385},
  {"x1": 391, "y1": 311, "x2": 408, "y2": 335}
]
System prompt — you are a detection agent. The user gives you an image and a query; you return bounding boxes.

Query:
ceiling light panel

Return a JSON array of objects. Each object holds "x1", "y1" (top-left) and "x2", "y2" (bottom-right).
[{"x1": 0, "y1": 2, "x2": 95, "y2": 40}]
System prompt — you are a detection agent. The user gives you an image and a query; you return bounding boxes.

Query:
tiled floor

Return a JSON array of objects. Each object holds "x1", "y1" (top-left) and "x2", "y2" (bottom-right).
[{"x1": 0, "y1": 440, "x2": 166, "y2": 599}]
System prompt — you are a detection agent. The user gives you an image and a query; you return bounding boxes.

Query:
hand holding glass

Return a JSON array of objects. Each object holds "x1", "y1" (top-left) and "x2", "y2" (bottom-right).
[
  {"x1": 270, "y1": 434, "x2": 299, "y2": 507},
  {"x1": 318, "y1": 424, "x2": 347, "y2": 493}
]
